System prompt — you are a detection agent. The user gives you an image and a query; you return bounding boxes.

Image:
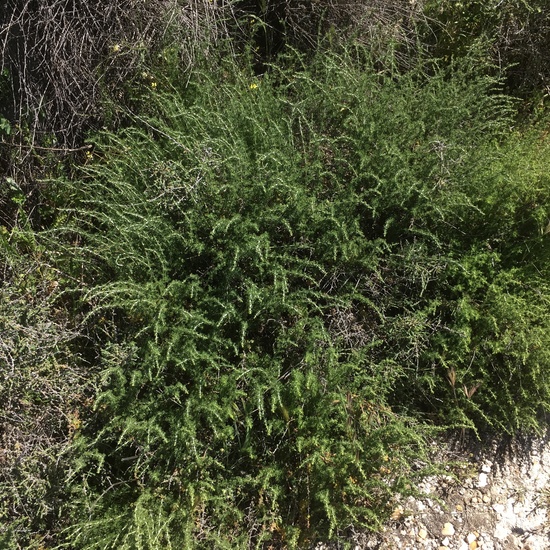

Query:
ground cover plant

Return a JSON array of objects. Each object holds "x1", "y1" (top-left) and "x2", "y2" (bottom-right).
[{"x1": 21, "y1": 46, "x2": 547, "y2": 548}]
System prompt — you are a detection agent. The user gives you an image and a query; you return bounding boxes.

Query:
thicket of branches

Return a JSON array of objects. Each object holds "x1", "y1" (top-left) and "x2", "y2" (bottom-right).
[
  {"x1": 0, "y1": 0, "x2": 231, "y2": 147},
  {"x1": 423, "y1": 0, "x2": 550, "y2": 98}
]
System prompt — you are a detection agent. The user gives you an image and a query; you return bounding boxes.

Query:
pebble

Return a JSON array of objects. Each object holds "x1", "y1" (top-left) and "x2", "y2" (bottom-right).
[
  {"x1": 478, "y1": 473, "x2": 488, "y2": 488},
  {"x1": 418, "y1": 528, "x2": 428, "y2": 539},
  {"x1": 442, "y1": 522, "x2": 455, "y2": 536},
  {"x1": 391, "y1": 507, "x2": 403, "y2": 520}
]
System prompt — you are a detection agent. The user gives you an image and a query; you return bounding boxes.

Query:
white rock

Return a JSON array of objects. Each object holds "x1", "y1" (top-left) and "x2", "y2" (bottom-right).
[
  {"x1": 524, "y1": 534, "x2": 546, "y2": 550},
  {"x1": 478, "y1": 473, "x2": 488, "y2": 488},
  {"x1": 441, "y1": 522, "x2": 455, "y2": 536},
  {"x1": 390, "y1": 506, "x2": 403, "y2": 520},
  {"x1": 493, "y1": 522, "x2": 510, "y2": 540}
]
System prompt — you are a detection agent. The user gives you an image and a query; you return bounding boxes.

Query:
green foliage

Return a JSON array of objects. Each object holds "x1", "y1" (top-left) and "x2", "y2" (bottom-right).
[
  {"x1": 422, "y1": 0, "x2": 550, "y2": 98},
  {"x1": 40, "y1": 46, "x2": 550, "y2": 548},
  {"x1": 0, "y1": 1, "x2": 549, "y2": 545},
  {"x1": 0, "y1": 214, "x2": 95, "y2": 548},
  {"x1": 0, "y1": 116, "x2": 10, "y2": 136}
]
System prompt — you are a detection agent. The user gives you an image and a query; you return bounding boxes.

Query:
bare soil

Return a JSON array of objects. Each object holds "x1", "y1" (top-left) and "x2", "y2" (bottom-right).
[{"x1": 318, "y1": 429, "x2": 550, "y2": 549}]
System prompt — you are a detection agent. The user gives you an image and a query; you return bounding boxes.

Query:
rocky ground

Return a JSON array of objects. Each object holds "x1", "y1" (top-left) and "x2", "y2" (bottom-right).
[{"x1": 318, "y1": 430, "x2": 550, "y2": 549}]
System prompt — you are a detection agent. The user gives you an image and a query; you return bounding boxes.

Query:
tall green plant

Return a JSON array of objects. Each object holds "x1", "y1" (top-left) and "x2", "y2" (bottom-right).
[{"x1": 47, "y1": 47, "x2": 550, "y2": 547}]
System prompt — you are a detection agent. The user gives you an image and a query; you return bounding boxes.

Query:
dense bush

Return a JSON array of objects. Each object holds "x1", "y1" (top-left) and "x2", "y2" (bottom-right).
[
  {"x1": 423, "y1": 0, "x2": 550, "y2": 99},
  {"x1": 0, "y1": 207, "x2": 95, "y2": 547},
  {"x1": 34, "y1": 48, "x2": 550, "y2": 547},
  {"x1": 233, "y1": 0, "x2": 424, "y2": 70}
]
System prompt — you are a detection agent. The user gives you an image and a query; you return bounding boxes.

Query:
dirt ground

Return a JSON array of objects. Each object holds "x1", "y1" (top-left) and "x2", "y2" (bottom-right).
[{"x1": 318, "y1": 430, "x2": 550, "y2": 549}]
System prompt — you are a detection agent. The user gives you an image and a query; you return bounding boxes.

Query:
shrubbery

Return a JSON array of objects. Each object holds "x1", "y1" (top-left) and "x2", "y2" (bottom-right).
[
  {"x1": 2, "y1": 3, "x2": 550, "y2": 548},
  {"x1": 28, "y1": 48, "x2": 549, "y2": 547},
  {"x1": 0, "y1": 206, "x2": 95, "y2": 548},
  {"x1": 423, "y1": 0, "x2": 550, "y2": 99}
]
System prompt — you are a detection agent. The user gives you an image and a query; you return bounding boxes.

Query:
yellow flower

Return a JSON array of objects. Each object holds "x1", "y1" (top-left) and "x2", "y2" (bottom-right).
[
  {"x1": 151, "y1": 81, "x2": 157, "y2": 89},
  {"x1": 249, "y1": 83, "x2": 258, "y2": 90},
  {"x1": 68, "y1": 411, "x2": 82, "y2": 433},
  {"x1": 112, "y1": 44, "x2": 120, "y2": 53},
  {"x1": 85, "y1": 151, "x2": 93, "y2": 160}
]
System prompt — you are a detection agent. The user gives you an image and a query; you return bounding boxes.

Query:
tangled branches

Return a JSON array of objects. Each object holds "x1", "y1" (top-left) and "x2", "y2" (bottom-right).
[
  {"x1": 284, "y1": 0, "x2": 423, "y2": 52},
  {"x1": 0, "y1": 0, "x2": 231, "y2": 147},
  {"x1": 234, "y1": 0, "x2": 425, "y2": 71},
  {"x1": 0, "y1": 0, "x2": 427, "y2": 147}
]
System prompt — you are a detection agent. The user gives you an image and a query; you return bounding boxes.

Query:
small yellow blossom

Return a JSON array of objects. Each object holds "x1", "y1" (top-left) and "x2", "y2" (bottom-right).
[
  {"x1": 112, "y1": 44, "x2": 120, "y2": 53},
  {"x1": 249, "y1": 83, "x2": 258, "y2": 90},
  {"x1": 151, "y1": 81, "x2": 157, "y2": 89},
  {"x1": 85, "y1": 150, "x2": 93, "y2": 160},
  {"x1": 68, "y1": 411, "x2": 82, "y2": 433}
]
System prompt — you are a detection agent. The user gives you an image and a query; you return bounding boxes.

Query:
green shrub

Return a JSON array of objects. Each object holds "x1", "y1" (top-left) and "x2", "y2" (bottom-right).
[
  {"x1": 45, "y1": 48, "x2": 550, "y2": 547},
  {"x1": 0, "y1": 210, "x2": 96, "y2": 548},
  {"x1": 422, "y1": 0, "x2": 550, "y2": 98}
]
